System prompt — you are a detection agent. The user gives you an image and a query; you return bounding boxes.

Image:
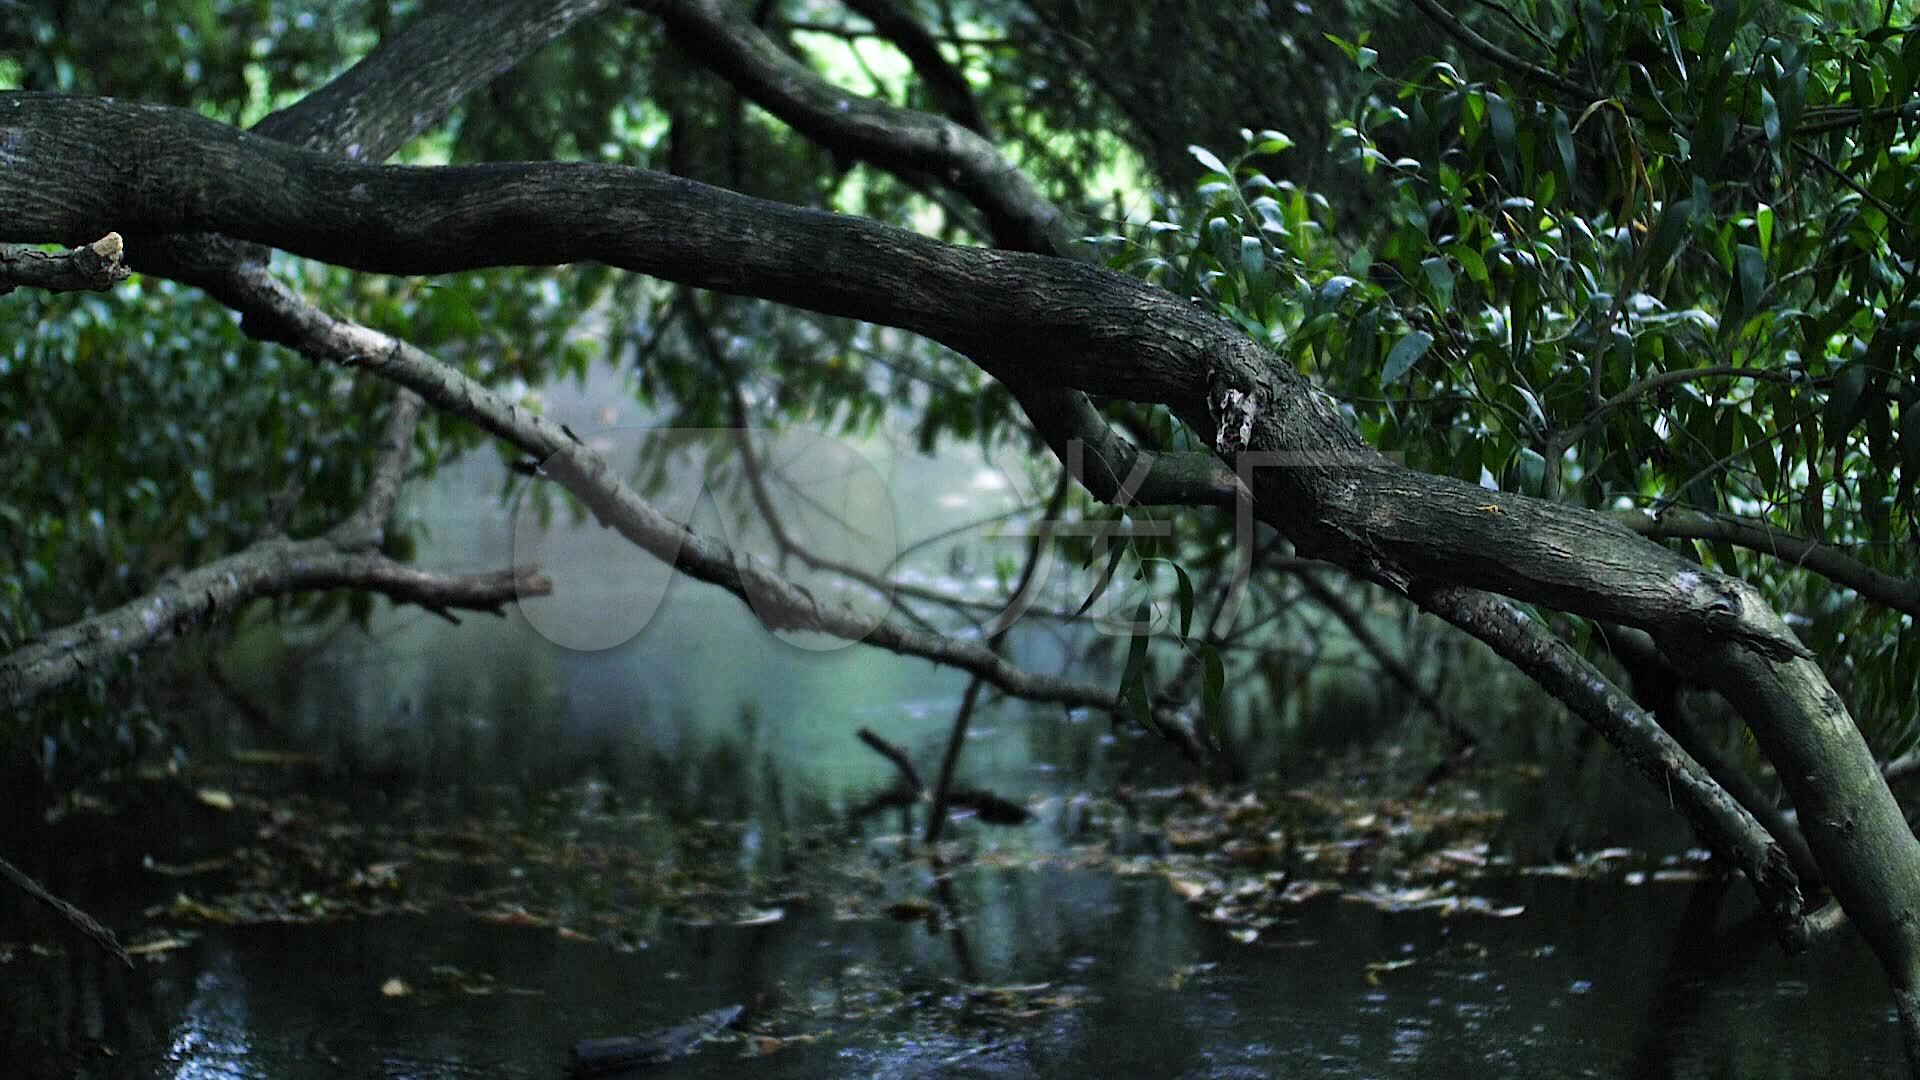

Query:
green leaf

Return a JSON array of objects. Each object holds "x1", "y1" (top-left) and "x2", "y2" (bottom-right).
[
  {"x1": 1122, "y1": 601, "x2": 1153, "y2": 686},
  {"x1": 1488, "y1": 93, "x2": 1517, "y2": 175},
  {"x1": 1901, "y1": 401, "x2": 1920, "y2": 492},
  {"x1": 1199, "y1": 642, "x2": 1226, "y2": 747},
  {"x1": 1126, "y1": 678, "x2": 1157, "y2": 735},
  {"x1": 1174, "y1": 563, "x2": 1195, "y2": 641},
  {"x1": 1189, "y1": 145, "x2": 1231, "y2": 176},
  {"x1": 1644, "y1": 198, "x2": 1693, "y2": 275},
  {"x1": 1450, "y1": 244, "x2": 1488, "y2": 287},
  {"x1": 1825, "y1": 362, "x2": 1871, "y2": 443},
  {"x1": 1734, "y1": 244, "x2": 1766, "y2": 319},
  {"x1": 1421, "y1": 256, "x2": 1455, "y2": 309},
  {"x1": 1240, "y1": 236, "x2": 1265, "y2": 280},
  {"x1": 1120, "y1": 601, "x2": 1155, "y2": 732},
  {"x1": 1552, "y1": 107, "x2": 1576, "y2": 181},
  {"x1": 1704, "y1": 0, "x2": 1741, "y2": 65},
  {"x1": 1761, "y1": 85, "x2": 1781, "y2": 147},
  {"x1": 1382, "y1": 330, "x2": 1434, "y2": 382},
  {"x1": 1252, "y1": 129, "x2": 1295, "y2": 154},
  {"x1": 1074, "y1": 528, "x2": 1131, "y2": 618},
  {"x1": 1755, "y1": 202, "x2": 1773, "y2": 259}
]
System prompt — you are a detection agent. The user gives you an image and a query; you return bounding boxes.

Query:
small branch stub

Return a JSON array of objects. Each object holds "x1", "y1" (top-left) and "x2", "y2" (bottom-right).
[
  {"x1": 0, "y1": 232, "x2": 130, "y2": 295},
  {"x1": 1208, "y1": 381, "x2": 1258, "y2": 456}
]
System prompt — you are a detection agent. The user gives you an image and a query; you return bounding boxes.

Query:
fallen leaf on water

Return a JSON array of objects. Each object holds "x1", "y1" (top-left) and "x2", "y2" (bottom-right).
[
  {"x1": 380, "y1": 978, "x2": 411, "y2": 998},
  {"x1": 127, "y1": 936, "x2": 194, "y2": 957},
  {"x1": 1166, "y1": 875, "x2": 1211, "y2": 902},
  {"x1": 1365, "y1": 958, "x2": 1417, "y2": 984},
  {"x1": 195, "y1": 788, "x2": 236, "y2": 812}
]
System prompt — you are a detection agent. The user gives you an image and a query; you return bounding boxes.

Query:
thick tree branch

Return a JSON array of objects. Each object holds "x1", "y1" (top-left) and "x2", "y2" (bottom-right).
[
  {"x1": 642, "y1": 0, "x2": 1230, "y2": 512},
  {"x1": 136, "y1": 0, "x2": 615, "y2": 286},
  {"x1": 837, "y1": 0, "x2": 987, "y2": 134},
  {"x1": 1595, "y1": 622, "x2": 1822, "y2": 887},
  {"x1": 638, "y1": 0, "x2": 1061, "y2": 253},
  {"x1": 255, "y1": 0, "x2": 619, "y2": 158},
  {"x1": 1414, "y1": 583, "x2": 1811, "y2": 949}
]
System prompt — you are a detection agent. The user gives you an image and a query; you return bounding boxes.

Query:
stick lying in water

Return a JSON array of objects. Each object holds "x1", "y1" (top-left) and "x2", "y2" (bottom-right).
[
  {"x1": 568, "y1": 1005, "x2": 744, "y2": 1074},
  {"x1": 0, "y1": 852, "x2": 131, "y2": 967}
]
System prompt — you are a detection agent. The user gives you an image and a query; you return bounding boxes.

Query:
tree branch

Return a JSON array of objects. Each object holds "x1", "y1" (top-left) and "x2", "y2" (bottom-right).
[
  {"x1": 190, "y1": 259, "x2": 1132, "y2": 714},
  {"x1": 837, "y1": 0, "x2": 987, "y2": 134},
  {"x1": 328, "y1": 390, "x2": 424, "y2": 549},
  {"x1": 1557, "y1": 363, "x2": 1821, "y2": 453},
  {"x1": 1413, "y1": 583, "x2": 1812, "y2": 950},
  {"x1": 1613, "y1": 507, "x2": 1920, "y2": 619},
  {"x1": 0, "y1": 232, "x2": 127, "y2": 295},
  {"x1": 1, "y1": 536, "x2": 549, "y2": 710},
  {"x1": 0, "y1": 853, "x2": 131, "y2": 967},
  {"x1": 254, "y1": 0, "x2": 619, "y2": 158}
]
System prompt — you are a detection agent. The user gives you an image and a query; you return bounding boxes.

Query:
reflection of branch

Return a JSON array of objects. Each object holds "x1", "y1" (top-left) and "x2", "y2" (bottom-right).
[
  {"x1": 925, "y1": 472, "x2": 1076, "y2": 844},
  {"x1": 1295, "y1": 569, "x2": 1475, "y2": 753},
  {"x1": 0, "y1": 233, "x2": 128, "y2": 295},
  {"x1": 0, "y1": 853, "x2": 130, "y2": 967},
  {"x1": 858, "y1": 726, "x2": 925, "y2": 790},
  {"x1": 1613, "y1": 508, "x2": 1920, "y2": 618},
  {"x1": 852, "y1": 726, "x2": 1031, "y2": 827}
]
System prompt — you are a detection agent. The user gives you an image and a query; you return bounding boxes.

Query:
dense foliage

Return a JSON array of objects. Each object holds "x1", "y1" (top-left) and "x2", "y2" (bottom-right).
[
  {"x1": 1099, "y1": 0, "x2": 1919, "y2": 753},
  {"x1": 2, "y1": 0, "x2": 1913, "y2": 780}
]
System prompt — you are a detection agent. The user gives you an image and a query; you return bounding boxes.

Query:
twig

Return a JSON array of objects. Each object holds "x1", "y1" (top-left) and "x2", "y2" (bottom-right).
[
  {"x1": 0, "y1": 233, "x2": 129, "y2": 295},
  {"x1": 0, "y1": 853, "x2": 131, "y2": 967},
  {"x1": 857, "y1": 727, "x2": 925, "y2": 791}
]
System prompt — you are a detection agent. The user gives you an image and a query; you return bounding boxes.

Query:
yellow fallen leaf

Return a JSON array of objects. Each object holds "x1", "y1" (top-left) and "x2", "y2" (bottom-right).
[
  {"x1": 195, "y1": 788, "x2": 235, "y2": 812},
  {"x1": 380, "y1": 977, "x2": 411, "y2": 998},
  {"x1": 128, "y1": 937, "x2": 192, "y2": 957}
]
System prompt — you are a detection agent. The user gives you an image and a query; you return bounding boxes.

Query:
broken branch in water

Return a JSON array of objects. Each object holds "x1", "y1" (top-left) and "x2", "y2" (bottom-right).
[
  {"x1": 0, "y1": 852, "x2": 132, "y2": 967},
  {"x1": 850, "y1": 728, "x2": 1032, "y2": 828},
  {"x1": 568, "y1": 1004, "x2": 744, "y2": 1074}
]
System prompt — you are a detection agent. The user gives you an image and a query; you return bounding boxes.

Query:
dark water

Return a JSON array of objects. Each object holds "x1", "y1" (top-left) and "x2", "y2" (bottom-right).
[
  {"x1": 1, "y1": 837, "x2": 1901, "y2": 1078},
  {"x1": 2, "y1": 412, "x2": 1906, "y2": 1076}
]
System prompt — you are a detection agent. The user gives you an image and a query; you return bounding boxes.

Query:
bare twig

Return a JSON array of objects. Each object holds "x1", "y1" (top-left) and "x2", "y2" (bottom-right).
[{"x1": 0, "y1": 853, "x2": 131, "y2": 967}]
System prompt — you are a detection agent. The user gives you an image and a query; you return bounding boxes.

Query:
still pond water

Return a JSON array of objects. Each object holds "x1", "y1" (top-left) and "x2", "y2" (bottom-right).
[{"x1": 2, "y1": 414, "x2": 1905, "y2": 1077}]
